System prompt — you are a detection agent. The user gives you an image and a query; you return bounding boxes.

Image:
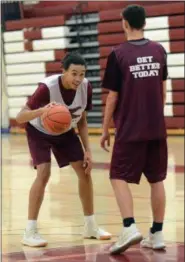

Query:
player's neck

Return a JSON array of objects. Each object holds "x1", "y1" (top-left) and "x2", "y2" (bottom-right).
[
  {"x1": 126, "y1": 30, "x2": 144, "y2": 41},
  {"x1": 61, "y1": 76, "x2": 71, "y2": 90}
]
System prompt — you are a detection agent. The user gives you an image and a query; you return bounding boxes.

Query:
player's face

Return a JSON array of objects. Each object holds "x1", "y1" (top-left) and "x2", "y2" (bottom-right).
[{"x1": 64, "y1": 64, "x2": 86, "y2": 90}]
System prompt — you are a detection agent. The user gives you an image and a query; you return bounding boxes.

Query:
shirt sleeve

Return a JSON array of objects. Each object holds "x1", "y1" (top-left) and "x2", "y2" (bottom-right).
[
  {"x1": 85, "y1": 81, "x2": 93, "y2": 111},
  {"x1": 26, "y1": 83, "x2": 50, "y2": 110},
  {"x1": 102, "y1": 51, "x2": 122, "y2": 92}
]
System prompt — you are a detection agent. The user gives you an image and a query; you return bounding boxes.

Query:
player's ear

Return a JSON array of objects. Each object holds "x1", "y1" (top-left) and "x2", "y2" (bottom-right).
[
  {"x1": 122, "y1": 19, "x2": 126, "y2": 31},
  {"x1": 122, "y1": 19, "x2": 129, "y2": 31},
  {"x1": 125, "y1": 20, "x2": 130, "y2": 30}
]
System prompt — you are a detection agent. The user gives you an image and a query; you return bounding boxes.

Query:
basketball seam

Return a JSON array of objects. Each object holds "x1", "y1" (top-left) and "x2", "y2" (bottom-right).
[
  {"x1": 43, "y1": 108, "x2": 56, "y2": 133},
  {"x1": 44, "y1": 114, "x2": 55, "y2": 133},
  {"x1": 47, "y1": 111, "x2": 70, "y2": 118},
  {"x1": 46, "y1": 114, "x2": 71, "y2": 125}
]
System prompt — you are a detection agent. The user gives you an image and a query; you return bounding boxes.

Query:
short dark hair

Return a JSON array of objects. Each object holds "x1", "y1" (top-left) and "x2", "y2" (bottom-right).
[
  {"x1": 122, "y1": 5, "x2": 146, "y2": 30},
  {"x1": 62, "y1": 52, "x2": 87, "y2": 70}
]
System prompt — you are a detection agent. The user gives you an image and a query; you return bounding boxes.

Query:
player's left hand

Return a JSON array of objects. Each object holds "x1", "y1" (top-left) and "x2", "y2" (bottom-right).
[
  {"x1": 45, "y1": 102, "x2": 61, "y2": 109},
  {"x1": 100, "y1": 131, "x2": 110, "y2": 152},
  {"x1": 83, "y1": 151, "x2": 92, "y2": 175}
]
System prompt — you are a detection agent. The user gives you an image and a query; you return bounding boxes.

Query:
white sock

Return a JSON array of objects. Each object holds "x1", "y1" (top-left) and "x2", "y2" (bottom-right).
[
  {"x1": 26, "y1": 220, "x2": 37, "y2": 231},
  {"x1": 84, "y1": 215, "x2": 97, "y2": 225}
]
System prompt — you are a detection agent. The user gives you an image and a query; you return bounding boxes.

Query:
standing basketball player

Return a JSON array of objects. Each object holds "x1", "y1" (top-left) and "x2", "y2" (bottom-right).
[
  {"x1": 101, "y1": 5, "x2": 168, "y2": 254},
  {"x1": 16, "y1": 52, "x2": 111, "y2": 247}
]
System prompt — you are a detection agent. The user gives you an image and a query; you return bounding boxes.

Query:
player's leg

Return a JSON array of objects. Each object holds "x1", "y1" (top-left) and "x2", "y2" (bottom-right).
[
  {"x1": 70, "y1": 160, "x2": 93, "y2": 216},
  {"x1": 109, "y1": 141, "x2": 145, "y2": 254},
  {"x1": 141, "y1": 139, "x2": 167, "y2": 250},
  {"x1": 22, "y1": 163, "x2": 51, "y2": 247},
  {"x1": 22, "y1": 124, "x2": 51, "y2": 247},
  {"x1": 71, "y1": 160, "x2": 112, "y2": 240},
  {"x1": 52, "y1": 130, "x2": 94, "y2": 215},
  {"x1": 150, "y1": 182, "x2": 166, "y2": 228},
  {"x1": 28, "y1": 163, "x2": 51, "y2": 220},
  {"x1": 111, "y1": 180, "x2": 134, "y2": 218},
  {"x1": 52, "y1": 129, "x2": 111, "y2": 240}
]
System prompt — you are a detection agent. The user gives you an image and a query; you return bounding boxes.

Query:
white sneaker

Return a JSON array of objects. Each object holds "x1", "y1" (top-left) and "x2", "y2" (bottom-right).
[
  {"x1": 21, "y1": 229, "x2": 48, "y2": 247},
  {"x1": 140, "y1": 231, "x2": 165, "y2": 250},
  {"x1": 83, "y1": 224, "x2": 112, "y2": 240},
  {"x1": 109, "y1": 224, "x2": 143, "y2": 255}
]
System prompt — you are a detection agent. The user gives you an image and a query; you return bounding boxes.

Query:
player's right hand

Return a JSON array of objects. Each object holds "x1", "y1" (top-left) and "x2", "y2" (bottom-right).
[
  {"x1": 40, "y1": 102, "x2": 60, "y2": 114},
  {"x1": 100, "y1": 131, "x2": 110, "y2": 152}
]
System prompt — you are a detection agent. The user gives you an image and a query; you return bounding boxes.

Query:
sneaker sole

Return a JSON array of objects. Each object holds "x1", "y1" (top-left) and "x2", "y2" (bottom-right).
[
  {"x1": 153, "y1": 245, "x2": 166, "y2": 250},
  {"x1": 84, "y1": 235, "x2": 112, "y2": 240},
  {"x1": 21, "y1": 241, "x2": 48, "y2": 247},
  {"x1": 110, "y1": 235, "x2": 143, "y2": 255},
  {"x1": 141, "y1": 244, "x2": 166, "y2": 250}
]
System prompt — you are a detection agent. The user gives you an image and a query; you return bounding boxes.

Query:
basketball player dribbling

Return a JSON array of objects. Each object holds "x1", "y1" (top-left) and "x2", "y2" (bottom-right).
[
  {"x1": 101, "y1": 5, "x2": 168, "y2": 254},
  {"x1": 16, "y1": 52, "x2": 111, "y2": 247}
]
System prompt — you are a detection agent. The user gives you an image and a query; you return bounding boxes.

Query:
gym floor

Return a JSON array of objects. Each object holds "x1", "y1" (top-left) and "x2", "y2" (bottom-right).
[{"x1": 2, "y1": 135, "x2": 184, "y2": 262}]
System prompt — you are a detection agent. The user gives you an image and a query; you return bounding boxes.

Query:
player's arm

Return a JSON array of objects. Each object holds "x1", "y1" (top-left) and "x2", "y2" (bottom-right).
[
  {"x1": 16, "y1": 105, "x2": 46, "y2": 124},
  {"x1": 162, "y1": 46, "x2": 168, "y2": 107},
  {"x1": 100, "y1": 51, "x2": 121, "y2": 151},
  {"x1": 16, "y1": 84, "x2": 50, "y2": 124},
  {"x1": 103, "y1": 91, "x2": 118, "y2": 133},
  {"x1": 77, "y1": 82, "x2": 92, "y2": 174},
  {"x1": 77, "y1": 111, "x2": 91, "y2": 152},
  {"x1": 77, "y1": 111, "x2": 92, "y2": 175},
  {"x1": 163, "y1": 81, "x2": 167, "y2": 106},
  {"x1": 77, "y1": 80, "x2": 92, "y2": 153}
]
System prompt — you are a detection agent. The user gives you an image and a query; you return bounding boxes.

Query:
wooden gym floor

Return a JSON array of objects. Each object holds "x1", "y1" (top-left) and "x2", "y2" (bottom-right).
[{"x1": 1, "y1": 135, "x2": 184, "y2": 262}]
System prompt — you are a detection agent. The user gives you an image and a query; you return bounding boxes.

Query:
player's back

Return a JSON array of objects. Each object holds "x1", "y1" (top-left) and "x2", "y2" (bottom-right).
[{"x1": 113, "y1": 39, "x2": 167, "y2": 141}]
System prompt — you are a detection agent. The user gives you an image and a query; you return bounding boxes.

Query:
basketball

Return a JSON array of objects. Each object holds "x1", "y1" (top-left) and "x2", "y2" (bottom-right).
[{"x1": 41, "y1": 104, "x2": 72, "y2": 134}]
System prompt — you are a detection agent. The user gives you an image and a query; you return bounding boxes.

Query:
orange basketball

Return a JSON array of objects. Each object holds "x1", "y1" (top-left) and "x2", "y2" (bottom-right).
[{"x1": 41, "y1": 105, "x2": 72, "y2": 135}]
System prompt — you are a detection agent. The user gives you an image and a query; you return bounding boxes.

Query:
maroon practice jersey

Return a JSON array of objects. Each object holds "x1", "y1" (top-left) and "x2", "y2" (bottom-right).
[{"x1": 102, "y1": 38, "x2": 168, "y2": 141}]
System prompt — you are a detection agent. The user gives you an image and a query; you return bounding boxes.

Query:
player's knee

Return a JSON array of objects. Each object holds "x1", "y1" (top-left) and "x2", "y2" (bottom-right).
[
  {"x1": 36, "y1": 163, "x2": 51, "y2": 186},
  {"x1": 37, "y1": 172, "x2": 50, "y2": 187},
  {"x1": 76, "y1": 169, "x2": 91, "y2": 181},
  {"x1": 150, "y1": 180, "x2": 165, "y2": 188},
  {"x1": 71, "y1": 161, "x2": 89, "y2": 180},
  {"x1": 78, "y1": 170, "x2": 92, "y2": 182}
]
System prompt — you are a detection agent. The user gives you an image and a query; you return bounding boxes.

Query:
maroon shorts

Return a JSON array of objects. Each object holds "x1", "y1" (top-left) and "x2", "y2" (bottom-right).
[
  {"x1": 110, "y1": 139, "x2": 168, "y2": 184},
  {"x1": 26, "y1": 123, "x2": 84, "y2": 168}
]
